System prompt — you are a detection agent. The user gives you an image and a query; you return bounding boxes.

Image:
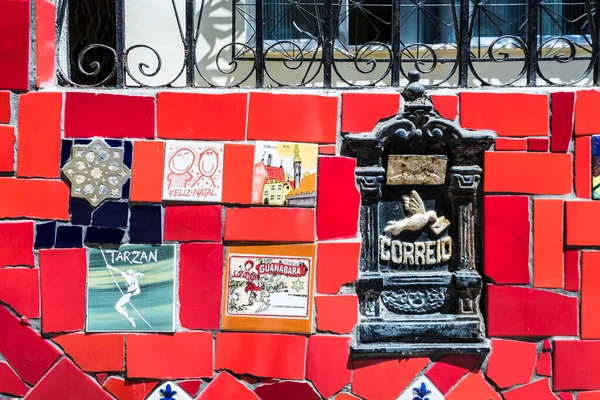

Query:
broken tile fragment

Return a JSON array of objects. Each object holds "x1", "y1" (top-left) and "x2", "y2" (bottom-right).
[
  {"x1": 486, "y1": 339, "x2": 537, "y2": 389},
  {"x1": 53, "y1": 333, "x2": 124, "y2": 372},
  {"x1": 198, "y1": 372, "x2": 258, "y2": 400},
  {"x1": 306, "y1": 335, "x2": 351, "y2": 399}
]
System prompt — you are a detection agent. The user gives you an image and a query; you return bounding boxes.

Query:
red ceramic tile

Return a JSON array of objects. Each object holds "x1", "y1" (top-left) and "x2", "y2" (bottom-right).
[
  {"x1": 158, "y1": 92, "x2": 247, "y2": 140},
  {"x1": 0, "y1": 362, "x2": 28, "y2": 397},
  {"x1": 484, "y1": 152, "x2": 572, "y2": 194},
  {"x1": 0, "y1": 268, "x2": 39, "y2": 318},
  {"x1": 317, "y1": 241, "x2": 360, "y2": 294},
  {"x1": 179, "y1": 380, "x2": 202, "y2": 398},
  {"x1": 352, "y1": 358, "x2": 430, "y2": 400},
  {"x1": 579, "y1": 392, "x2": 600, "y2": 400},
  {"x1": 334, "y1": 394, "x2": 361, "y2": 400},
  {"x1": 503, "y1": 378, "x2": 559, "y2": 400},
  {"x1": 566, "y1": 202, "x2": 600, "y2": 246},
  {"x1": 461, "y1": 92, "x2": 549, "y2": 137},
  {"x1": 495, "y1": 138, "x2": 528, "y2": 151},
  {"x1": 424, "y1": 355, "x2": 481, "y2": 395},
  {"x1": 536, "y1": 351, "x2": 552, "y2": 377},
  {"x1": 0, "y1": 0, "x2": 29, "y2": 90},
  {"x1": 0, "y1": 306, "x2": 61, "y2": 385},
  {"x1": 0, "y1": 91, "x2": 10, "y2": 123},
  {"x1": 0, "y1": 178, "x2": 70, "y2": 220},
  {"x1": 445, "y1": 371, "x2": 501, "y2": 400},
  {"x1": 575, "y1": 90, "x2": 600, "y2": 135},
  {"x1": 529, "y1": 137, "x2": 550, "y2": 151},
  {"x1": 254, "y1": 382, "x2": 320, "y2": 400},
  {"x1": 248, "y1": 93, "x2": 338, "y2": 144},
  {"x1": 533, "y1": 199, "x2": 564, "y2": 288},
  {"x1": 483, "y1": 196, "x2": 530, "y2": 284},
  {"x1": 103, "y1": 377, "x2": 158, "y2": 400},
  {"x1": 582, "y1": 252, "x2": 600, "y2": 339},
  {"x1": 179, "y1": 243, "x2": 223, "y2": 330},
  {"x1": 53, "y1": 333, "x2": 124, "y2": 372},
  {"x1": 551, "y1": 92, "x2": 575, "y2": 152},
  {"x1": 543, "y1": 339, "x2": 552, "y2": 351},
  {"x1": 317, "y1": 156, "x2": 360, "y2": 240},
  {"x1": 0, "y1": 125, "x2": 15, "y2": 172},
  {"x1": 224, "y1": 207, "x2": 315, "y2": 243},
  {"x1": 130, "y1": 140, "x2": 164, "y2": 203},
  {"x1": 564, "y1": 250, "x2": 580, "y2": 292},
  {"x1": 431, "y1": 94, "x2": 458, "y2": 120},
  {"x1": 127, "y1": 332, "x2": 213, "y2": 379},
  {"x1": 554, "y1": 340, "x2": 600, "y2": 390},
  {"x1": 198, "y1": 371, "x2": 258, "y2": 400},
  {"x1": 65, "y1": 93, "x2": 155, "y2": 139},
  {"x1": 487, "y1": 285, "x2": 578, "y2": 337},
  {"x1": 222, "y1": 143, "x2": 254, "y2": 205},
  {"x1": 164, "y1": 205, "x2": 223, "y2": 242},
  {"x1": 96, "y1": 373, "x2": 108, "y2": 385},
  {"x1": 0, "y1": 221, "x2": 34, "y2": 267},
  {"x1": 25, "y1": 358, "x2": 112, "y2": 400},
  {"x1": 319, "y1": 144, "x2": 336, "y2": 155},
  {"x1": 341, "y1": 93, "x2": 400, "y2": 133},
  {"x1": 558, "y1": 393, "x2": 575, "y2": 400},
  {"x1": 486, "y1": 339, "x2": 537, "y2": 389},
  {"x1": 306, "y1": 335, "x2": 352, "y2": 398},
  {"x1": 35, "y1": 0, "x2": 55, "y2": 86},
  {"x1": 575, "y1": 136, "x2": 592, "y2": 198},
  {"x1": 39, "y1": 248, "x2": 86, "y2": 333},
  {"x1": 316, "y1": 295, "x2": 358, "y2": 334},
  {"x1": 216, "y1": 332, "x2": 306, "y2": 379}
]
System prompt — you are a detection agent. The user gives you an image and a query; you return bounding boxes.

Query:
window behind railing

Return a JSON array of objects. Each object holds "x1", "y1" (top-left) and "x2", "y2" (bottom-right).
[{"x1": 57, "y1": 0, "x2": 599, "y2": 88}]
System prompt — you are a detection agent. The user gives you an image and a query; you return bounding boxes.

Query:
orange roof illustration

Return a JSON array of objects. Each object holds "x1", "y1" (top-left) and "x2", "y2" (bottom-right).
[
  {"x1": 256, "y1": 161, "x2": 286, "y2": 183},
  {"x1": 288, "y1": 173, "x2": 316, "y2": 197}
]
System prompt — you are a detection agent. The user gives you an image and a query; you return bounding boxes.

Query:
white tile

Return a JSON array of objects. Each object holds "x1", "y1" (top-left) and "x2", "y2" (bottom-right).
[
  {"x1": 397, "y1": 376, "x2": 445, "y2": 400},
  {"x1": 147, "y1": 382, "x2": 193, "y2": 400}
]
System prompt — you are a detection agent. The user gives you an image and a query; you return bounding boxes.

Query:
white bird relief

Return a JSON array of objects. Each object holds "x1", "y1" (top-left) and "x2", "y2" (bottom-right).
[{"x1": 384, "y1": 190, "x2": 450, "y2": 236}]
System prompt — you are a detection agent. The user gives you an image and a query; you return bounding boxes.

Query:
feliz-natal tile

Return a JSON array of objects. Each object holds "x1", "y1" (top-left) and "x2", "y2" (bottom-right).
[
  {"x1": 593, "y1": 135, "x2": 600, "y2": 199},
  {"x1": 147, "y1": 382, "x2": 193, "y2": 400},
  {"x1": 398, "y1": 376, "x2": 445, "y2": 400},
  {"x1": 86, "y1": 244, "x2": 176, "y2": 333},
  {"x1": 251, "y1": 141, "x2": 318, "y2": 207},
  {"x1": 163, "y1": 140, "x2": 224, "y2": 202},
  {"x1": 222, "y1": 244, "x2": 316, "y2": 334}
]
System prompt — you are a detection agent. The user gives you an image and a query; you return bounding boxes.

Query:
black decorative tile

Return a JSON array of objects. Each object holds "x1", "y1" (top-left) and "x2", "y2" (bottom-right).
[
  {"x1": 123, "y1": 141, "x2": 133, "y2": 169},
  {"x1": 129, "y1": 205, "x2": 162, "y2": 244},
  {"x1": 92, "y1": 201, "x2": 129, "y2": 228},
  {"x1": 70, "y1": 198, "x2": 93, "y2": 226},
  {"x1": 34, "y1": 221, "x2": 56, "y2": 249},
  {"x1": 84, "y1": 227, "x2": 125, "y2": 245},
  {"x1": 121, "y1": 179, "x2": 130, "y2": 200},
  {"x1": 74, "y1": 139, "x2": 92, "y2": 145},
  {"x1": 55, "y1": 225, "x2": 83, "y2": 248},
  {"x1": 60, "y1": 140, "x2": 73, "y2": 168},
  {"x1": 105, "y1": 139, "x2": 123, "y2": 148}
]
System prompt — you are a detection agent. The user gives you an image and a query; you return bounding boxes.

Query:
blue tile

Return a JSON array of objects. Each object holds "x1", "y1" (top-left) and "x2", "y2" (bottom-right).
[
  {"x1": 34, "y1": 221, "x2": 56, "y2": 249},
  {"x1": 60, "y1": 140, "x2": 73, "y2": 168},
  {"x1": 92, "y1": 201, "x2": 129, "y2": 228},
  {"x1": 129, "y1": 205, "x2": 162, "y2": 244},
  {"x1": 593, "y1": 135, "x2": 600, "y2": 156},
  {"x1": 74, "y1": 139, "x2": 92, "y2": 145},
  {"x1": 55, "y1": 226, "x2": 83, "y2": 248},
  {"x1": 84, "y1": 227, "x2": 125, "y2": 245},
  {"x1": 123, "y1": 141, "x2": 133, "y2": 168},
  {"x1": 105, "y1": 139, "x2": 123, "y2": 148},
  {"x1": 70, "y1": 198, "x2": 92, "y2": 225},
  {"x1": 121, "y1": 179, "x2": 130, "y2": 200}
]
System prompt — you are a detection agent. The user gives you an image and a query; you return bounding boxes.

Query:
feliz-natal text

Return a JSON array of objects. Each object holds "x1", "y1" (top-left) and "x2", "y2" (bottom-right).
[
  {"x1": 167, "y1": 188, "x2": 218, "y2": 198},
  {"x1": 105, "y1": 249, "x2": 158, "y2": 265},
  {"x1": 379, "y1": 236, "x2": 452, "y2": 266}
]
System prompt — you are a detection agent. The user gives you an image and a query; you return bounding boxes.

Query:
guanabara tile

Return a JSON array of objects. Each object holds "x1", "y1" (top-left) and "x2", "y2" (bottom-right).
[
  {"x1": 398, "y1": 376, "x2": 445, "y2": 400},
  {"x1": 147, "y1": 382, "x2": 193, "y2": 400}
]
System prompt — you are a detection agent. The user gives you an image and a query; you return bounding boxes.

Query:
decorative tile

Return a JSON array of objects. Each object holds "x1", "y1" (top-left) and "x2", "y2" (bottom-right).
[
  {"x1": 34, "y1": 221, "x2": 56, "y2": 249},
  {"x1": 55, "y1": 225, "x2": 83, "y2": 248},
  {"x1": 84, "y1": 227, "x2": 125, "y2": 245},
  {"x1": 445, "y1": 371, "x2": 501, "y2": 400},
  {"x1": 582, "y1": 252, "x2": 600, "y2": 339},
  {"x1": 352, "y1": 358, "x2": 430, "y2": 400},
  {"x1": 0, "y1": 221, "x2": 34, "y2": 267},
  {"x1": 131, "y1": 140, "x2": 165, "y2": 203},
  {"x1": 0, "y1": 268, "x2": 40, "y2": 317},
  {"x1": 0, "y1": 362, "x2": 28, "y2": 397},
  {"x1": 129, "y1": 205, "x2": 162, "y2": 244},
  {"x1": 0, "y1": 178, "x2": 70, "y2": 220},
  {"x1": 222, "y1": 143, "x2": 255, "y2": 205},
  {"x1": 224, "y1": 207, "x2": 315, "y2": 242},
  {"x1": 316, "y1": 241, "x2": 360, "y2": 294},
  {"x1": 0, "y1": 0, "x2": 30, "y2": 90},
  {"x1": 197, "y1": 372, "x2": 258, "y2": 400},
  {"x1": 60, "y1": 139, "x2": 73, "y2": 168},
  {"x1": 70, "y1": 197, "x2": 93, "y2": 225},
  {"x1": 486, "y1": 339, "x2": 537, "y2": 389},
  {"x1": 425, "y1": 355, "x2": 481, "y2": 395},
  {"x1": 306, "y1": 335, "x2": 351, "y2": 399},
  {"x1": 398, "y1": 376, "x2": 445, "y2": 400},
  {"x1": 576, "y1": 136, "x2": 592, "y2": 198},
  {"x1": 564, "y1": 250, "x2": 580, "y2": 292},
  {"x1": 164, "y1": 205, "x2": 222, "y2": 242},
  {"x1": 92, "y1": 201, "x2": 129, "y2": 228},
  {"x1": 0, "y1": 91, "x2": 10, "y2": 123},
  {"x1": 533, "y1": 199, "x2": 564, "y2": 288},
  {"x1": 251, "y1": 141, "x2": 318, "y2": 207},
  {"x1": 86, "y1": 245, "x2": 176, "y2": 332},
  {"x1": 216, "y1": 332, "x2": 306, "y2": 379},
  {"x1": 0, "y1": 125, "x2": 15, "y2": 172},
  {"x1": 254, "y1": 382, "x2": 320, "y2": 400},
  {"x1": 222, "y1": 244, "x2": 315, "y2": 334},
  {"x1": 554, "y1": 340, "x2": 600, "y2": 390},
  {"x1": 341, "y1": 93, "x2": 400, "y2": 133},
  {"x1": 551, "y1": 92, "x2": 575, "y2": 152},
  {"x1": 503, "y1": 378, "x2": 558, "y2": 400},
  {"x1": 163, "y1": 141, "x2": 224, "y2": 202},
  {"x1": 126, "y1": 332, "x2": 214, "y2": 379},
  {"x1": 315, "y1": 295, "x2": 358, "y2": 334},
  {"x1": 53, "y1": 333, "x2": 125, "y2": 372},
  {"x1": 62, "y1": 139, "x2": 132, "y2": 207},
  {"x1": 103, "y1": 377, "x2": 159, "y2": 400},
  {"x1": 147, "y1": 382, "x2": 193, "y2": 400}
]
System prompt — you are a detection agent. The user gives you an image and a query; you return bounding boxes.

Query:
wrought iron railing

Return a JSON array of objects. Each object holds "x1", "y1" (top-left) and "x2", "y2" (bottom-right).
[{"x1": 56, "y1": 0, "x2": 598, "y2": 88}]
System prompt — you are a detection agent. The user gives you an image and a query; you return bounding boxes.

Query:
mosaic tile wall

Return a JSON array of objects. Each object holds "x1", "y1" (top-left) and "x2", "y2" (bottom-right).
[{"x1": 2, "y1": 1, "x2": 600, "y2": 399}]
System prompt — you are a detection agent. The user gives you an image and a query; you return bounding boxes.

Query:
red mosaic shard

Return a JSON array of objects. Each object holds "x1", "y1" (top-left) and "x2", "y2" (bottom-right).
[
  {"x1": 0, "y1": 221, "x2": 34, "y2": 267},
  {"x1": 0, "y1": 125, "x2": 15, "y2": 172},
  {"x1": 536, "y1": 351, "x2": 552, "y2": 377},
  {"x1": 306, "y1": 335, "x2": 352, "y2": 398},
  {"x1": 216, "y1": 332, "x2": 306, "y2": 379},
  {"x1": 503, "y1": 378, "x2": 559, "y2": 400},
  {"x1": 579, "y1": 392, "x2": 600, "y2": 400},
  {"x1": 39, "y1": 248, "x2": 86, "y2": 333},
  {"x1": 0, "y1": 268, "x2": 39, "y2": 318},
  {"x1": 575, "y1": 90, "x2": 600, "y2": 135},
  {"x1": 334, "y1": 394, "x2": 362, "y2": 400},
  {"x1": 352, "y1": 358, "x2": 430, "y2": 400},
  {"x1": 445, "y1": 371, "x2": 501, "y2": 400},
  {"x1": 554, "y1": 340, "x2": 600, "y2": 390},
  {"x1": 35, "y1": 0, "x2": 55, "y2": 86},
  {"x1": 316, "y1": 241, "x2": 360, "y2": 294},
  {"x1": 575, "y1": 136, "x2": 591, "y2": 198},
  {"x1": 317, "y1": 156, "x2": 360, "y2": 241},
  {"x1": 53, "y1": 333, "x2": 125, "y2": 372},
  {"x1": 0, "y1": 178, "x2": 70, "y2": 220},
  {"x1": 0, "y1": 0, "x2": 30, "y2": 90},
  {"x1": 25, "y1": 358, "x2": 113, "y2": 400},
  {"x1": 558, "y1": 393, "x2": 575, "y2": 400},
  {"x1": 164, "y1": 205, "x2": 223, "y2": 242},
  {"x1": 424, "y1": 355, "x2": 481, "y2": 394},
  {"x1": 254, "y1": 381, "x2": 320, "y2": 400},
  {"x1": 0, "y1": 362, "x2": 29, "y2": 397},
  {"x1": 528, "y1": 137, "x2": 550, "y2": 152},
  {"x1": 495, "y1": 138, "x2": 528, "y2": 151},
  {"x1": 316, "y1": 295, "x2": 358, "y2": 334},
  {"x1": 96, "y1": 373, "x2": 108, "y2": 385},
  {"x1": 483, "y1": 196, "x2": 530, "y2": 284},
  {"x1": 103, "y1": 377, "x2": 158, "y2": 400},
  {"x1": 551, "y1": 92, "x2": 575, "y2": 152},
  {"x1": 487, "y1": 285, "x2": 578, "y2": 337},
  {"x1": 564, "y1": 250, "x2": 580, "y2": 292},
  {"x1": 198, "y1": 371, "x2": 258, "y2": 400},
  {"x1": 582, "y1": 252, "x2": 600, "y2": 339},
  {"x1": 0, "y1": 306, "x2": 61, "y2": 385},
  {"x1": 341, "y1": 93, "x2": 400, "y2": 133},
  {"x1": 431, "y1": 94, "x2": 458, "y2": 120},
  {"x1": 567, "y1": 202, "x2": 600, "y2": 246},
  {"x1": 179, "y1": 243, "x2": 223, "y2": 330},
  {"x1": 486, "y1": 339, "x2": 537, "y2": 389},
  {"x1": 224, "y1": 207, "x2": 315, "y2": 243},
  {"x1": 178, "y1": 380, "x2": 202, "y2": 398},
  {"x1": 0, "y1": 91, "x2": 10, "y2": 123}
]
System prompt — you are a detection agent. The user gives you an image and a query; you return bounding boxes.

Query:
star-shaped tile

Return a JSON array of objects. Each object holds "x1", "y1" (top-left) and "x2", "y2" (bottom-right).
[
  {"x1": 292, "y1": 278, "x2": 304, "y2": 292},
  {"x1": 62, "y1": 139, "x2": 131, "y2": 207}
]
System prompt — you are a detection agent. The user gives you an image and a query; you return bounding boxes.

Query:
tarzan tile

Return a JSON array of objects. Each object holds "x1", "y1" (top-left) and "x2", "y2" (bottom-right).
[
  {"x1": 0, "y1": 221, "x2": 34, "y2": 267},
  {"x1": 341, "y1": 92, "x2": 400, "y2": 133},
  {"x1": 424, "y1": 355, "x2": 481, "y2": 395},
  {"x1": 564, "y1": 250, "x2": 580, "y2": 292},
  {"x1": 533, "y1": 199, "x2": 564, "y2": 288},
  {"x1": 529, "y1": 137, "x2": 550, "y2": 151},
  {"x1": 224, "y1": 207, "x2": 315, "y2": 242},
  {"x1": 35, "y1": 0, "x2": 55, "y2": 86},
  {"x1": 551, "y1": 92, "x2": 575, "y2": 152},
  {"x1": 316, "y1": 295, "x2": 358, "y2": 334},
  {"x1": 486, "y1": 339, "x2": 537, "y2": 389},
  {"x1": 254, "y1": 382, "x2": 320, "y2": 400},
  {"x1": 582, "y1": 252, "x2": 600, "y2": 339},
  {"x1": 566, "y1": 201, "x2": 600, "y2": 246},
  {"x1": 103, "y1": 377, "x2": 158, "y2": 400},
  {"x1": 34, "y1": 221, "x2": 56, "y2": 249},
  {"x1": 495, "y1": 138, "x2": 528, "y2": 151},
  {"x1": 577, "y1": 136, "x2": 592, "y2": 198},
  {"x1": 0, "y1": 362, "x2": 28, "y2": 397},
  {"x1": 316, "y1": 241, "x2": 360, "y2": 294},
  {"x1": 129, "y1": 205, "x2": 162, "y2": 244},
  {"x1": 197, "y1": 372, "x2": 258, "y2": 400},
  {"x1": 0, "y1": 268, "x2": 40, "y2": 318},
  {"x1": 554, "y1": 340, "x2": 600, "y2": 390},
  {"x1": 431, "y1": 94, "x2": 458, "y2": 120},
  {"x1": 0, "y1": 0, "x2": 30, "y2": 90},
  {"x1": 0, "y1": 91, "x2": 10, "y2": 123},
  {"x1": 445, "y1": 371, "x2": 501, "y2": 400},
  {"x1": 54, "y1": 225, "x2": 83, "y2": 248},
  {"x1": 306, "y1": 335, "x2": 352, "y2": 399},
  {"x1": 164, "y1": 205, "x2": 222, "y2": 242},
  {"x1": 222, "y1": 143, "x2": 254, "y2": 204},
  {"x1": 352, "y1": 358, "x2": 430, "y2": 400},
  {"x1": 53, "y1": 333, "x2": 125, "y2": 372},
  {"x1": 0, "y1": 125, "x2": 15, "y2": 172},
  {"x1": 130, "y1": 140, "x2": 164, "y2": 203},
  {"x1": 503, "y1": 378, "x2": 559, "y2": 400}
]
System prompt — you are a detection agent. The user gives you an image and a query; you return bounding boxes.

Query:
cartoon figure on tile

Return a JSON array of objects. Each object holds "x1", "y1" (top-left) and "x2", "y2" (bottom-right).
[
  {"x1": 166, "y1": 148, "x2": 195, "y2": 189},
  {"x1": 242, "y1": 260, "x2": 261, "y2": 306}
]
